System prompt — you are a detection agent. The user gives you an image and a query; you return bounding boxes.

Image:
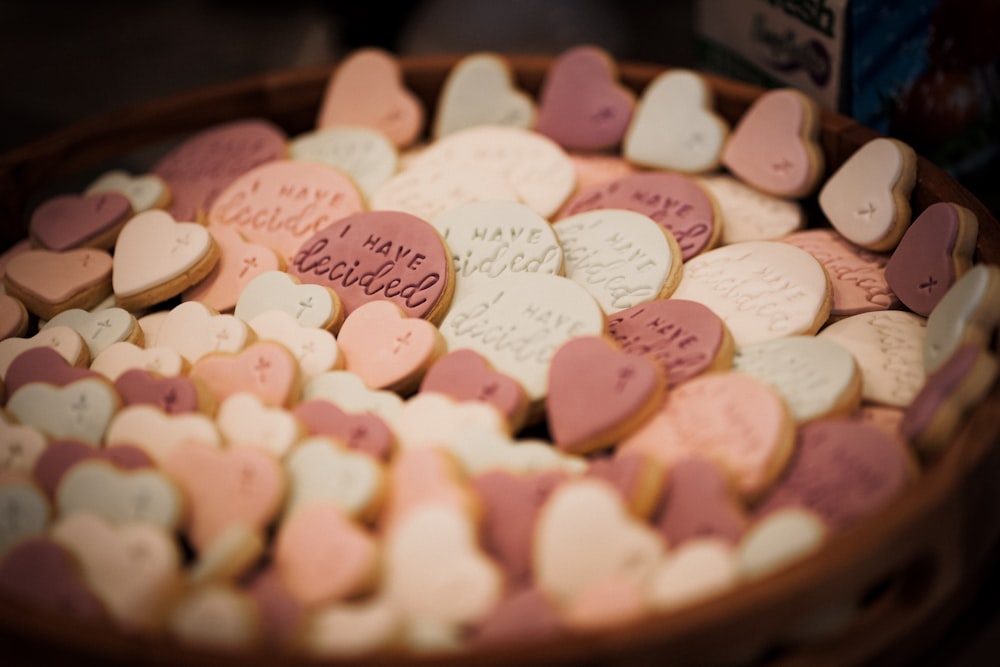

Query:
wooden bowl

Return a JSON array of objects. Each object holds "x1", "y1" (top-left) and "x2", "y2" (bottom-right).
[{"x1": 1, "y1": 54, "x2": 999, "y2": 666}]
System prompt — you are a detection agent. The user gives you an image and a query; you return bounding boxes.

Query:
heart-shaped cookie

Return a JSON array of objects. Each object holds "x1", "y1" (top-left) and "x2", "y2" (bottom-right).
[
  {"x1": 167, "y1": 584, "x2": 260, "y2": 650},
  {"x1": 4, "y1": 248, "x2": 113, "y2": 320},
  {"x1": 248, "y1": 310, "x2": 342, "y2": 379},
  {"x1": 217, "y1": 392, "x2": 304, "y2": 459},
  {"x1": 390, "y1": 392, "x2": 509, "y2": 452},
  {"x1": 189, "y1": 341, "x2": 300, "y2": 408},
  {"x1": 289, "y1": 126, "x2": 398, "y2": 200},
  {"x1": 56, "y1": 460, "x2": 185, "y2": 531},
  {"x1": 105, "y1": 405, "x2": 222, "y2": 463},
  {"x1": 302, "y1": 370, "x2": 403, "y2": 421},
  {"x1": 924, "y1": 264, "x2": 1000, "y2": 374},
  {"x1": 112, "y1": 210, "x2": 220, "y2": 310},
  {"x1": 86, "y1": 169, "x2": 171, "y2": 213},
  {"x1": 29, "y1": 192, "x2": 133, "y2": 251},
  {"x1": 0, "y1": 416, "x2": 48, "y2": 476},
  {"x1": 182, "y1": 226, "x2": 284, "y2": 312},
  {"x1": 292, "y1": 398, "x2": 395, "y2": 461},
  {"x1": 624, "y1": 69, "x2": 729, "y2": 173},
  {"x1": 283, "y1": 436, "x2": 385, "y2": 521},
  {"x1": 6, "y1": 378, "x2": 120, "y2": 445},
  {"x1": 721, "y1": 88, "x2": 824, "y2": 198},
  {"x1": 654, "y1": 458, "x2": 748, "y2": 547},
  {"x1": 444, "y1": 427, "x2": 587, "y2": 476},
  {"x1": 535, "y1": 45, "x2": 635, "y2": 151},
  {"x1": 0, "y1": 475, "x2": 51, "y2": 555},
  {"x1": 4, "y1": 346, "x2": 101, "y2": 397},
  {"x1": 316, "y1": 47, "x2": 424, "y2": 148},
  {"x1": 156, "y1": 301, "x2": 252, "y2": 363},
  {"x1": 646, "y1": 538, "x2": 739, "y2": 611},
  {"x1": 0, "y1": 294, "x2": 28, "y2": 341},
  {"x1": 738, "y1": 508, "x2": 827, "y2": 580},
  {"x1": 0, "y1": 325, "x2": 88, "y2": 379},
  {"x1": 236, "y1": 271, "x2": 343, "y2": 331},
  {"x1": 0, "y1": 537, "x2": 108, "y2": 622},
  {"x1": 43, "y1": 306, "x2": 141, "y2": 358},
  {"x1": 420, "y1": 348, "x2": 530, "y2": 431},
  {"x1": 434, "y1": 53, "x2": 536, "y2": 139},
  {"x1": 91, "y1": 341, "x2": 185, "y2": 381},
  {"x1": 380, "y1": 447, "x2": 476, "y2": 532},
  {"x1": 547, "y1": 336, "x2": 665, "y2": 455},
  {"x1": 586, "y1": 453, "x2": 666, "y2": 519},
  {"x1": 33, "y1": 439, "x2": 154, "y2": 498},
  {"x1": 114, "y1": 368, "x2": 207, "y2": 414}
]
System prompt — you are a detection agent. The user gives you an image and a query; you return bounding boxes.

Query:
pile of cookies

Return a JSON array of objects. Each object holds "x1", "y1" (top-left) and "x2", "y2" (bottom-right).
[{"x1": 0, "y1": 45, "x2": 998, "y2": 658}]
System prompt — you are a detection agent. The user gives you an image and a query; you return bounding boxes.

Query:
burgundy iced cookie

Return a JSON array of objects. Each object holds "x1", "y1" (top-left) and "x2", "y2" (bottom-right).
[
  {"x1": 654, "y1": 457, "x2": 748, "y2": 547},
  {"x1": 419, "y1": 349, "x2": 530, "y2": 430},
  {"x1": 151, "y1": 118, "x2": 287, "y2": 221},
  {"x1": 557, "y1": 172, "x2": 719, "y2": 260},
  {"x1": 782, "y1": 228, "x2": 898, "y2": 317},
  {"x1": 607, "y1": 299, "x2": 733, "y2": 386},
  {"x1": 29, "y1": 192, "x2": 133, "y2": 251},
  {"x1": 288, "y1": 210, "x2": 454, "y2": 323},
  {"x1": 33, "y1": 439, "x2": 155, "y2": 498},
  {"x1": 586, "y1": 453, "x2": 666, "y2": 519},
  {"x1": 243, "y1": 568, "x2": 304, "y2": 647},
  {"x1": 4, "y1": 347, "x2": 101, "y2": 398},
  {"x1": 113, "y1": 368, "x2": 205, "y2": 414},
  {"x1": 291, "y1": 399, "x2": 395, "y2": 461},
  {"x1": 885, "y1": 202, "x2": 979, "y2": 317},
  {"x1": 755, "y1": 418, "x2": 915, "y2": 530},
  {"x1": 473, "y1": 586, "x2": 565, "y2": 647}
]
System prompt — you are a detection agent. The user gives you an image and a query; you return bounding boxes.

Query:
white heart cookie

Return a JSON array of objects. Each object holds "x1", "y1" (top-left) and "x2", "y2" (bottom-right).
[
  {"x1": 105, "y1": 405, "x2": 221, "y2": 463},
  {"x1": 0, "y1": 475, "x2": 50, "y2": 555},
  {"x1": 248, "y1": 310, "x2": 342, "y2": 379},
  {"x1": 188, "y1": 522, "x2": 266, "y2": 586},
  {"x1": 303, "y1": 370, "x2": 404, "y2": 421},
  {"x1": 390, "y1": 392, "x2": 509, "y2": 450},
  {"x1": 283, "y1": 437, "x2": 385, "y2": 520},
  {"x1": 43, "y1": 307, "x2": 138, "y2": 357},
  {"x1": 56, "y1": 460, "x2": 184, "y2": 531},
  {"x1": 646, "y1": 538, "x2": 739, "y2": 611},
  {"x1": 7, "y1": 378, "x2": 120, "y2": 445},
  {"x1": 217, "y1": 392, "x2": 303, "y2": 458},
  {"x1": 168, "y1": 585, "x2": 260, "y2": 650},
  {"x1": 86, "y1": 169, "x2": 171, "y2": 213},
  {"x1": 434, "y1": 53, "x2": 536, "y2": 139},
  {"x1": 924, "y1": 263, "x2": 1000, "y2": 373},
  {"x1": 738, "y1": 508, "x2": 826, "y2": 579},
  {"x1": 443, "y1": 426, "x2": 587, "y2": 476},
  {"x1": 235, "y1": 271, "x2": 342, "y2": 331},
  {"x1": 156, "y1": 301, "x2": 252, "y2": 363},
  {"x1": 0, "y1": 415, "x2": 48, "y2": 475},
  {"x1": 0, "y1": 325, "x2": 87, "y2": 378},
  {"x1": 305, "y1": 598, "x2": 400, "y2": 658},
  {"x1": 289, "y1": 126, "x2": 398, "y2": 201},
  {"x1": 91, "y1": 341, "x2": 185, "y2": 381}
]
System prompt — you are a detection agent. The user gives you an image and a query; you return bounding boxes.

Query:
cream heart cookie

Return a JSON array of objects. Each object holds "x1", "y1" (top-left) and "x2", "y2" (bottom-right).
[
  {"x1": 156, "y1": 300, "x2": 252, "y2": 363},
  {"x1": 672, "y1": 241, "x2": 832, "y2": 347},
  {"x1": 624, "y1": 68, "x2": 728, "y2": 173},
  {"x1": 86, "y1": 169, "x2": 171, "y2": 213},
  {"x1": 168, "y1": 584, "x2": 261, "y2": 650},
  {"x1": 207, "y1": 160, "x2": 365, "y2": 263},
  {"x1": 554, "y1": 209, "x2": 683, "y2": 313},
  {"x1": 182, "y1": 226, "x2": 285, "y2": 313},
  {"x1": 289, "y1": 126, "x2": 398, "y2": 201},
  {"x1": 302, "y1": 370, "x2": 403, "y2": 422},
  {"x1": 435, "y1": 426, "x2": 587, "y2": 477},
  {"x1": 0, "y1": 416, "x2": 48, "y2": 476},
  {"x1": 389, "y1": 392, "x2": 509, "y2": 451},
  {"x1": 105, "y1": 405, "x2": 222, "y2": 463},
  {"x1": 699, "y1": 173, "x2": 804, "y2": 244},
  {"x1": 0, "y1": 325, "x2": 88, "y2": 379},
  {"x1": 112, "y1": 210, "x2": 220, "y2": 311},
  {"x1": 283, "y1": 436, "x2": 385, "y2": 521},
  {"x1": 28, "y1": 191, "x2": 133, "y2": 251},
  {"x1": 217, "y1": 392, "x2": 304, "y2": 458},
  {"x1": 43, "y1": 307, "x2": 141, "y2": 358},
  {"x1": 336, "y1": 300, "x2": 445, "y2": 395},
  {"x1": 738, "y1": 507, "x2": 827, "y2": 579},
  {"x1": 923, "y1": 263, "x2": 1000, "y2": 373},
  {"x1": 91, "y1": 341, "x2": 185, "y2": 381},
  {"x1": 188, "y1": 523, "x2": 266, "y2": 586},
  {"x1": 721, "y1": 88, "x2": 825, "y2": 198},
  {"x1": 646, "y1": 538, "x2": 739, "y2": 612},
  {"x1": 433, "y1": 52, "x2": 536, "y2": 139},
  {"x1": 4, "y1": 247, "x2": 113, "y2": 320},
  {"x1": 818, "y1": 137, "x2": 917, "y2": 251},
  {"x1": 236, "y1": 270, "x2": 343, "y2": 331},
  {"x1": 303, "y1": 597, "x2": 399, "y2": 658},
  {"x1": 0, "y1": 475, "x2": 50, "y2": 555},
  {"x1": 189, "y1": 341, "x2": 300, "y2": 408},
  {"x1": 7, "y1": 378, "x2": 120, "y2": 445}
]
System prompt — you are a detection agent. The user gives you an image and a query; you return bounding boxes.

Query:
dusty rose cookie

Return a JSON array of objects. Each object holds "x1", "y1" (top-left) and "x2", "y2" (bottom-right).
[
  {"x1": 85, "y1": 169, "x2": 171, "y2": 213},
  {"x1": 721, "y1": 88, "x2": 824, "y2": 198},
  {"x1": 7, "y1": 377, "x2": 120, "y2": 445},
  {"x1": 288, "y1": 126, "x2": 398, "y2": 201},
  {"x1": 699, "y1": 173, "x2": 804, "y2": 244},
  {"x1": 43, "y1": 306, "x2": 142, "y2": 358},
  {"x1": 114, "y1": 368, "x2": 209, "y2": 415},
  {"x1": 150, "y1": 118, "x2": 287, "y2": 222},
  {"x1": 28, "y1": 191, "x2": 133, "y2": 251},
  {"x1": 3, "y1": 346, "x2": 101, "y2": 398},
  {"x1": 885, "y1": 202, "x2": 978, "y2": 317},
  {"x1": 534, "y1": 45, "x2": 635, "y2": 151},
  {"x1": 182, "y1": 226, "x2": 285, "y2": 312},
  {"x1": 104, "y1": 405, "x2": 221, "y2": 464},
  {"x1": 0, "y1": 326, "x2": 89, "y2": 379},
  {"x1": 283, "y1": 436, "x2": 385, "y2": 521},
  {"x1": 90, "y1": 341, "x2": 185, "y2": 381},
  {"x1": 433, "y1": 52, "x2": 536, "y2": 139},
  {"x1": 672, "y1": 241, "x2": 832, "y2": 347},
  {"x1": 547, "y1": 336, "x2": 665, "y2": 455},
  {"x1": 292, "y1": 398, "x2": 394, "y2": 461},
  {"x1": 472, "y1": 587, "x2": 565, "y2": 647},
  {"x1": 236, "y1": 270, "x2": 344, "y2": 332},
  {"x1": 4, "y1": 247, "x2": 113, "y2": 320},
  {"x1": 112, "y1": 210, "x2": 220, "y2": 311},
  {"x1": 607, "y1": 298, "x2": 733, "y2": 386},
  {"x1": 207, "y1": 160, "x2": 365, "y2": 263},
  {"x1": 620, "y1": 372, "x2": 795, "y2": 500},
  {"x1": 586, "y1": 453, "x2": 666, "y2": 520},
  {"x1": 756, "y1": 418, "x2": 916, "y2": 530},
  {"x1": 924, "y1": 263, "x2": 1000, "y2": 374},
  {"x1": 624, "y1": 68, "x2": 729, "y2": 173},
  {"x1": 557, "y1": 171, "x2": 721, "y2": 261},
  {"x1": 316, "y1": 48, "x2": 423, "y2": 147},
  {"x1": 188, "y1": 340, "x2": 300, "y2": 408},
  {"x1": 33, "y1": 438, "x2": 154, "y2": 498},
  {"x1": 242, "y1": 569, "x2": 304, "y2": 647},
  {"x1": 568, "y1": 152, "x2": 638, "y2": 190},
  {"x1": 781, "y1": 228, "x2": 898, "y2": 317},
  {"x1": 419, "y1": 349, "x2": 530, "y2": 432},
  {"x1": 0, "y1": 294, "x2": 28, "y2": 341},
  {"x1": 655, "y1": 457, "x2": 748, "y2": 547},
  {"x1": 818, "y1": 137, "x2": 917, "y2": 252},
  {"x1": 156, "y1": 301, "x2": 253, "y2": 364}
]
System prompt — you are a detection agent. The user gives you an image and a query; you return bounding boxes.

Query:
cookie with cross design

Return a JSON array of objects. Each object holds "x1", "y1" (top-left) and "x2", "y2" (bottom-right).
[{"x1": 183, "y1": 226, "x2": 285, "y2": 313}]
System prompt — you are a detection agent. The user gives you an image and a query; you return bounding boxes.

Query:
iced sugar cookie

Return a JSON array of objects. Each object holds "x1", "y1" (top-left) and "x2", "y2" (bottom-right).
[
  {"x1": 0, "y1": 416, "x2": 47, "y2": 476},
  {"x1": 0, "y1": 326, "x2": 88, "y2": 379},
  {"x1": 90, "y1": 341, "x2": 185, "y2": 381},
  {"x1": 558, "y1": 171, "x2": 720, "y2": 261},
  {"x1": 43, "y1": 307, "x2": 141, "y2": 358},
  {"x1": 624, "y1": 68, "x2": 728, "y2": 173},
  {"x1": 150, "y1": 118, "x2": 287, "y2": 222},
  {"x1": 167, "y1": 585, "x2": 261, "y2": 650},
  {"x1": 4, "y1": 247, "x2": 113, "y2": 321},
  {"x1": 189, "y1": 341, "x2": 300, "y2": 408},
  {"x1": 4, "y1": 346, "x2": 100, "y2": 398},
  {"x1": 924, "y1": 263, "x2": 1000, "y2": 373},
  {"x1": 721, "y1": 88, "x2": 824, "y2": 198},
  {"x1": 886, "y1": 203, "x2": 979, "y2": 317},
  {"x1": 818, "y1": 311, "x2": 927, "y2": 407},
  {"x1": 236, "y1": 270, "x2": 343, "y2": 332},
  {"x1": 86, "y1": 169, "x2": 170, "y2": 213},
  {"x1": 655, "y1": 458, "x2": 748, "y2": 547},
  {"x1": 32, "y1": 439, "x2": 154, "y2": 498},
  {"x1": 0, "y1": 294, "x2": 28, "y2": 341},
  {"x1": 379, "y1": 446, "x2": 478, "y2": 532},
  {"x1": 534, "y1": 45, "x2": 635, "y2": 151},
  {"x1": 419, "y1": 349, "x2": 530, "y2": 432},
  {"x1": 28, "y1": 191, "x2": 133, "y2": 251},
  {"x1": 283, "y1": 436, "x2": 385, "y2": 521},
  {"x1": 431, "y1": 200, "x2": 562, "y2": 305},
  {"x1": 217, "y1": 392, "x2": 303, "y2": 458},
  {"x1": 207, "y1": 160, "x2": 365, "y2": 263},
  {"x1": 7, "y1": 378, "x2": 120, "y2": 445},
  {"x1": 607, "y1": 299, "x2": 733, "y2": 386},
  {"x1": 699, "y1": 173, "x2": 804, "y2": 244},
  {"x1": 289, "y1": 126, "x2": 398, "y2": 200},
  {"x1": 248, "y1": 310, "x2": 342, "y2": 379},
  {"x1": 672, "y1": 241, "x2": 832, "y2": 347},
  {"x1": 554, "y1": 208, "x2": 683, "y2": 313},
  {"x1": 317, "y1": 47, "x2": 424, "y2": 148},
  {"x1": 0, "y1": 475, "x2": 50, "y2": 555},
  {"x1": 433, "y1": 52, "x2": 536, "y2": 139},
  {"x1": 292, "y1": 399, "x2": 395, "y2": 461},
  {"x1": 562, "y1": 577, "x2": 648, "y2": 631},
  {"x1": 302, "y1": 370, "x2": 403, "y2": 422},
  {"x1": 439, "y1": 426, "x2": 586, "y2": 477},
  {"x1": 818, "y1": 137, "x2": 917, "y2": 251},
  {"x1": 568, "y1": 152, "x2": 638, "y2": 190},
  {"x1": 472, "y1": 587, "x2": 564, "y2": 647},
  {"x1": 105, "y1": 405, "x2": 221, "y2": 464},
  {"x1": 112, "y1": 210, "x2": 220, "y2": 311},
  {"x1": 156, "y1": 301, "x2": 252, "y2": 364},
  {"x1": 389, "y1": 392, "x2": 510, "y2": 453},
  {"x1": 586, "y1": 453, "x2": 666, "y2": 520},
  {"x1": 114, "y1": 368, "x2": 209, "y2": 415},
  {"x1": 738, "y1": 508, "x2": 827, "y2": 579},
  {"x1": 646, "y1": 538, "x2": 739, "y2": 612},
  {"x1": 182, "y1": 226, "x2": 285, "y2": 312},
  {"x1": 782, "y1": 228, "x2": 898, "y2": 317}
]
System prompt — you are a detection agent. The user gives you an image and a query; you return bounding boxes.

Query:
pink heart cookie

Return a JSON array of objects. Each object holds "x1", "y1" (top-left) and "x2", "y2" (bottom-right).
[
  {"x1": 4, "y1": 248, "x2": 113, "y2": 320},
  {"x1": 419, "y1": 349, "x2": 530, "y2": 431},
  {"x1": 534, "y1": 45, "x2": 635, "y2": 151},
  {"x1": 316, "y1": 48, "x2": 424, "y2": 148},
  {"x1": 0, "y1": 294, "x2": 29, "y2": 341},
  {"x1": 114, "y1": 368, "x2": 208, "y2": 414},
  {"x1": 33, "y1": 439, "x2": 154, "y2": 498},
  {"x1": 189, "y1": 341, "x2": 300, "y2": 408},
  {"x1": 547, "y1": 336, "x2": 665, "y2": 455},
  {"x1": 182, "y1": 226, "x2": 285, "y2": 312},
  {"x1": 473, "y1": 586, "x2": 565, "y2": 647},
  {"x1": 654, "y1": 457, "x2": 748, "y2": 547},
  {"x1": 379, "y1": 447, "x2": 475, "y2": 532},
  {"x1": 4, "y1": 346, "x2": 101, "y2": 398},
  {"x1": 292, "y1": 399, "x2": 395, "y2": 461},
  {"x1": 29, "y1": 192, "x2": 133, "y2": 251},
  {"x1": 586, "y1": 453, "x2": 667, "y2": 519},
  {"x1": 721, "y1": 88, "x2": 824, "y2": 198}
]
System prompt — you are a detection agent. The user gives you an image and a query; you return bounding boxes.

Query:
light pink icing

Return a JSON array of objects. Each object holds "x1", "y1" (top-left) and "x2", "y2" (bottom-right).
[
  {"x1": 188, "y1": 341, "x2": 299, "y2": 408},
  {"x1": 5, "y1": 248, "x2": 112, "y2": 303},
  {"x1": 182, "y1": 226, "x2": 284, "y2": 311}
]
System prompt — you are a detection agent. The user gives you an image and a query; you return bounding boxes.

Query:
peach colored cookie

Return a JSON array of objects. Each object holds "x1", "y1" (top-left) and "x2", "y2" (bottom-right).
[
  {"x1": 0, "y1": 415, "x2": 48, "y2": 476},
  {"x1": 379, "y1": 447, "x2": 477, "y2": 532},
  {"x1": 535, "y1": 45, "x2": 635, "y2": 151},
  {"x1": 182, "y1": 227, "x2": 285, "y2": 312},
  {"x1": 104, "y1": 405, "x2": 222, "y2": 463},
  {"x1": 156, "y1": 300, "x2": 252, "y2": 364},
  {"x1": 292, "y1": 398, "x2": 395, "y2": 461},
  {"x1": 4, "y1": 346, "x2": 101, "y2": 398},
  {"x1": 924, "y1": 264, "x2": 1000, "y2": 373},
  {"x1": 646, "y1": 538, "x2": 740, "y2": 612},
  {"x1": 136, "y1": 310, "x2": 169, "y2": 346},
  {"x1": 721, "y1": 88, "x2": 825, "y2": 198},
  {"x1": 433, "y1": 52, "x2": 536, "y2": 139},
  {"x1": 563, "y1": 577, "x2": 650, "y2": 631},
  {"x1": 547, "y1": 336, "x2": 665, "y2": 455},
  {"x1": 0, "y1": 474, "x2": 51, "y2": 555},
  {"x1": 0, "y1": 239, "x2": 31, "y2": 288},
  {"x1": 207, "y1": 160, "x2": 364, "y2": 264},
  {"x1": 7, "y1": 378, "x2": 120, "y2": 445},
  {"x1": 289, "y1": 210, "x2": 455, "y2": 324},
  {"x1": 283, "y1": 436, "x2": 385, "y2": 522},
  {"x1": 624, "y1": 68, "x2": 729, "y2": 174},
  {"x1": 317, "y1": 47, "x2": 424, "y2": 148},
  {"x1": 43, "y1": 307, "x2": 142, "y2": 358},
  {"x1": 782, "y1": 228, "x2": 898, "y2": 317},
  {"x1": 150, "y1": 118, "x2": 287, "y2": 222},
  {"x1": 568, "y1": 152, "x2": 638, "y2": 190},
  {"x1": 90, "y1": 341, "x2": 186, "y2": 381},
  {"x1": 620, "y1": 372, "x2": 795, "y2": 500},
  {"x1": 672, "y1": 241, "x2": 832, "y2": 347},
  {"x1": 289, "y1": 126, "x2": 398, "y2": 201},
  {"x1": 419, "y1": 349, "x2": 530, "y2": 432},
  {"x1": 4, "y1": 247, "x2": 113, "y2": 321},
  {"x1": 586, "y1": 453, "x2": 666, "y2": 520},
  {"x1": 28, "y1": 191, "x2": 133, "y2": 251},
  {"x1": 86, "y1": 169, "x2": 171, "y2": 213},
  {"x1": 699, "y1": 173, "x2": 804, "y2": 244},
  {"x1": 111, "y1": 210, "x2": 220, "y2": 311},
  {"x1": 303, "y1": 597, "x2": 399, "y2": 658},
  {"x1": 189, "y1": 341, "x2": 300, "y2": 408},
  {"x1": 216, "y1": 392, "x2": 303, "y2": 458},
  {"x1": 0, "y1": 294, "x2": 28, "y2": 341},
  {"x1": 558, "y1": 171, "x2": 721, "y2": 261},
  {"x1": 114, "y1": 368, "x2": 210, "y2": 415},
  {"x1": 607, "y1": 298, "x2": 733, "y2": 386},
  {"x1": 855, "y1": 405, "x2": 907, "y2": 438},
  {"x1": 0, "y1": 325, "x2": 89, "y2": 379},
  {"x1": 236, "y1": 271, "x2": 344, "y2": 332},
  {"x1": 818, "y1": 137, "x2": 917, "y2": 252},
  {"x1": 655, "y1": 458, "x2": 748, "y2": 547},
  {"x1": 885, "y1": 202, "x2": 978, "y2": 317}
]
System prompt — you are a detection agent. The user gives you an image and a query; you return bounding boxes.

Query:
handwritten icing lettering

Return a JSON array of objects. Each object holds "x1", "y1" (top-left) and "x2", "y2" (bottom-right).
[{"x1": 866, "y1": 313, "x2": 925, "y2": 401}]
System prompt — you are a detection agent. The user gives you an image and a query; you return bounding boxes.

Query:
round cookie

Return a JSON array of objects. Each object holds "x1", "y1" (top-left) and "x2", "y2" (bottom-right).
[
  {"x1": 433, "y1": 52, "x2": 536, "y2": 139},
  {"x1": 699, "y1": 173, "x2": 804, "y2": 244},
  {"x1": 28, "y1": 191, "x2": 133, "y2": 252},
  {"x1": 4, "y1": 248, "x2": 113, "y2": 321}
]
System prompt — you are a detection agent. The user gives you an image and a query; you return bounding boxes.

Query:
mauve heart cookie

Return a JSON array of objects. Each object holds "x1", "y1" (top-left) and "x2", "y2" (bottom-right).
[
  {"x1": 33, "y1": 439, "x2": 155, "y2": 498},
  {"x1": 29, "y1": 192, "x2": 133, "y2": 251},
  {"x1": 419, "y1": 349, "x2": 530, "y2": 431},
  {"x1": 4, "y1": 347, "x2": 101, "y2": 397},
  {"x1": 4, "y1": 248, "x2": 113, "y2": 320},
  {"x1": 0, "y1": 294, "x2": 28, "y2": 341},
  {"x1": 114, "y1": 368, "x2": 209, "y2": 414},
  {"x1": 292, "y1": 398, "x2": 395, "y2": 461}
]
